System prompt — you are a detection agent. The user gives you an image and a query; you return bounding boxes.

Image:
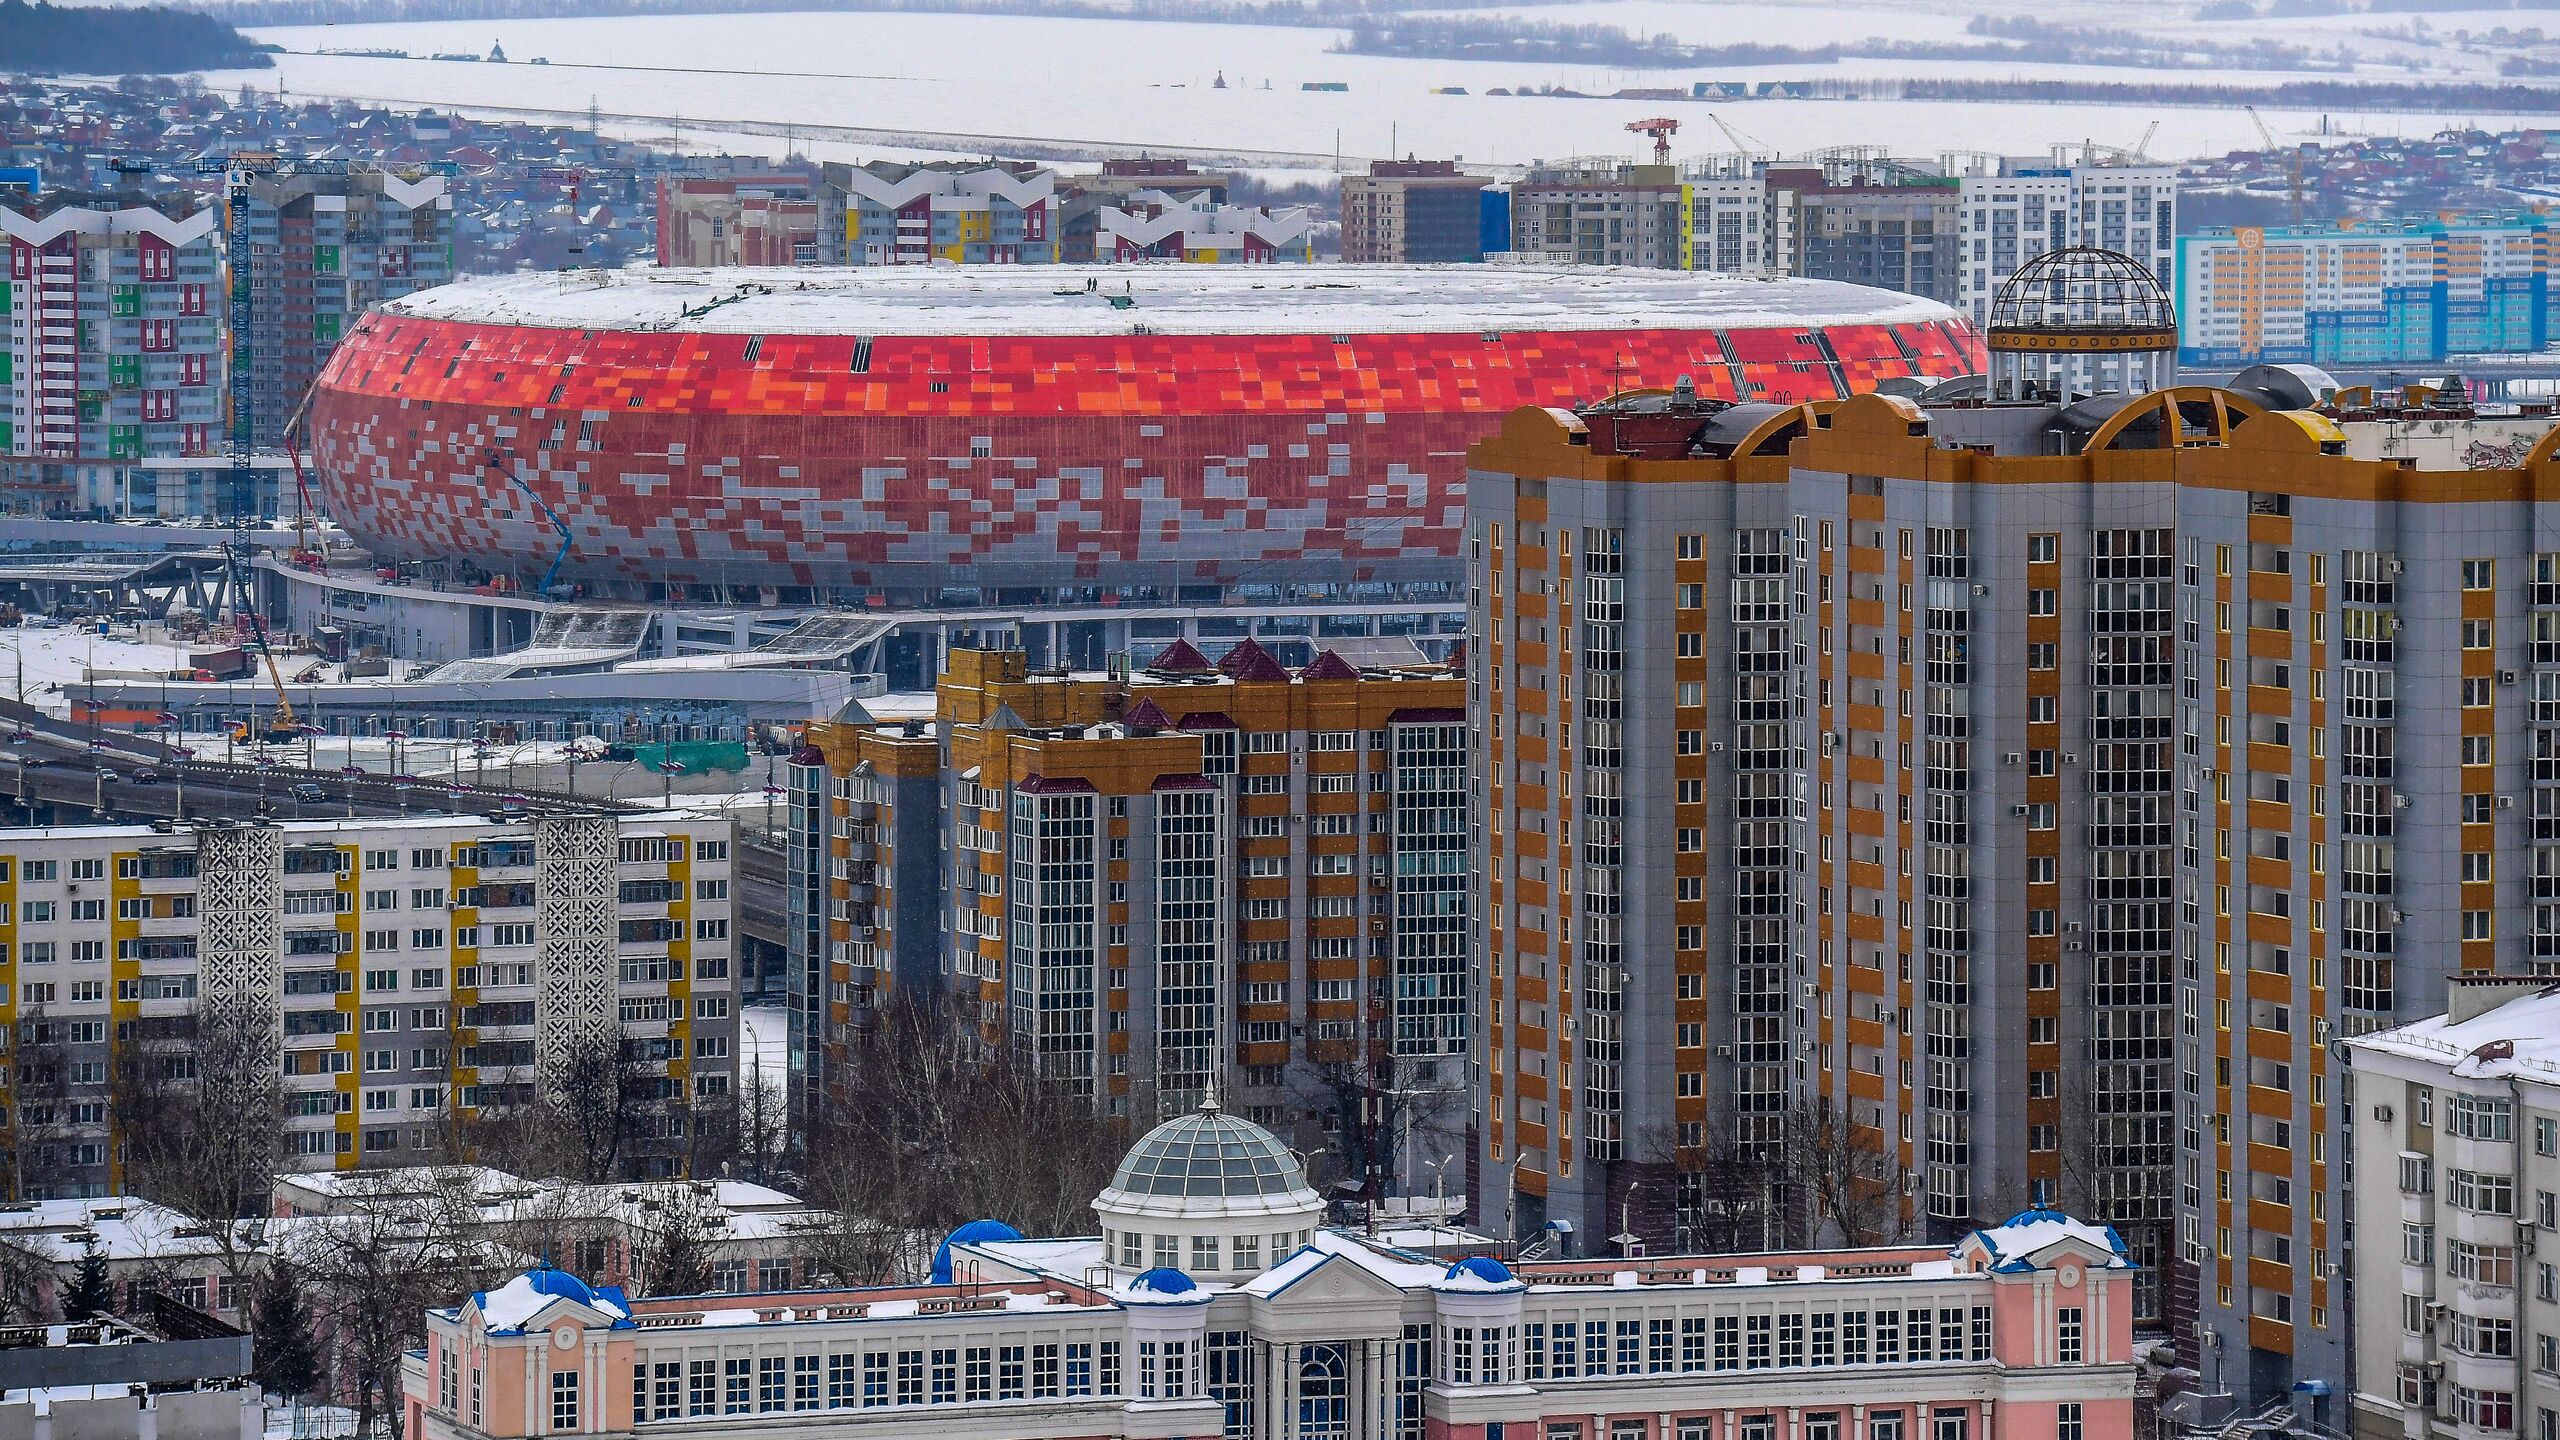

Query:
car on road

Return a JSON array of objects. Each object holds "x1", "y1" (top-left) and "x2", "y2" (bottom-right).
[
  {"x1": 290, "y1": 783, "x2": 329, "y2": 804},
  {"x1": 129, "y1": 768, "x2": 161, "y2": 784}
]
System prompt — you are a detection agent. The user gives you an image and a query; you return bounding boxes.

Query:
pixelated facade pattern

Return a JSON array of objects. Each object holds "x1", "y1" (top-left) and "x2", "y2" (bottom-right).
[{"x1": 311, "y1": 314, "x2": 1980, "y2": 592}]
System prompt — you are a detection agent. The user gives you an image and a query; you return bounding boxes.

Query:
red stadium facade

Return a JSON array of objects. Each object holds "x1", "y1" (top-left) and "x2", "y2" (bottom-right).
[{"x1": 310, "y1": 267, "x2": 1980, "y2": 601}]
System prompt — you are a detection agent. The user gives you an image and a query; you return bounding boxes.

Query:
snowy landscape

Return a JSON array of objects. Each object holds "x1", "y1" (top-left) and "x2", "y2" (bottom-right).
[{"x1": 197, "y1": 0, "x2": 2560, "y2": 174}]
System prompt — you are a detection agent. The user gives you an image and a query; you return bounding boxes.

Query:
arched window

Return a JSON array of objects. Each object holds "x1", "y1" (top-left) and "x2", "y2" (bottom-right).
[{"x1": 1297, "y1": 1344, "x2": 1348, "y2": 1440}]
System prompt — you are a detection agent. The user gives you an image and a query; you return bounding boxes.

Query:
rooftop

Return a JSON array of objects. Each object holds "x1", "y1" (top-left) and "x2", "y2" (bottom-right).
[
  {"x1": 2347, "y1": 980, "x2": 2560, "y2": 1085},
  {"x1": 374, "y1": 263, "x2": 1958, "y2": 338}
]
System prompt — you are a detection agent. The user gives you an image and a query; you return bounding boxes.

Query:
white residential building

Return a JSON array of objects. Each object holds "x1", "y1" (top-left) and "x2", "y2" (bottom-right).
[
  {"x1": 2345, "y1": 977, "x2": 2560, "y2": 1440},
  {"x1": 1950, "y1": 157, "x2": 2179, "y2": 328}
]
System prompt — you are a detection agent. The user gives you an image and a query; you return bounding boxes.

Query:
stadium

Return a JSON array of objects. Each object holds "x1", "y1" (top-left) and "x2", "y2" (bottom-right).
[{"x1": 309, "y1": 265, "x2": 1979, "y2": 603}]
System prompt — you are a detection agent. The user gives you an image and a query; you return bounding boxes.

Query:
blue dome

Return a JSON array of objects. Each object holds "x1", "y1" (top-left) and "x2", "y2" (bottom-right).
[
  {"x1": 1445, "y1": 1256, "x2": 1515, "y2": 1286},
  {"x1": 931, "y1": 1219, "x2": 1025, "y2": 1283},
  {"x1": 525, "y1": 1267, "x2": 600, "y2": 1304},
  {"x1": 1130, "y1": 1266, "x2": 1199, "y2": 1295}
]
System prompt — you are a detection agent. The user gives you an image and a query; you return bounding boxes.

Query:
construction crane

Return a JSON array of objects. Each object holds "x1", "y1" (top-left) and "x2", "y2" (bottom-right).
[
  {"x1": 1706, "y1": 111, "x2": 1772, "y2": 160},
  {"x1": 2243, "y1": 106, "x2": 2307, "y2": 224},
  {"x1": 1626, "y1": 117, "x2": 1680, "y2": 166},
  {"x1": 219, "y1": 538, "x2": 305, "y2": 745},
  {"x1": 195, "y1": 151, "x2": 353, "y2": 524},
  {"x1": 484, "y1": 452, "x2": 576, "y2": 598}
]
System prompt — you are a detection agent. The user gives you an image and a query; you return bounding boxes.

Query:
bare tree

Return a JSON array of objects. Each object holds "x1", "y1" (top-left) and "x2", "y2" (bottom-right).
[
  {"x1": 109, "y1": 1000, "x2": 285, "y2": 1305},
  {"x1": 624, "y1": 1184, "x2": 721, "y2": 1296},
  {"x1": 455, "y1": 1036, "x2": 657, "y2": 1184},
  {"x1": 687, "y1": 1056, "x2": 788, "y2": 1186},
  {"x1": 0, "y1": 1234, "x2": 56, "y2": 1320},
  {"x1": 803, "y1": 997, "x2": 1123, "y2": 1274},
  {"x1": 5, "y1": 1006, "x2": 70, "y2": 1202},
  {"x1": 1778, "y1": 1098, "x2": 1913, "y2": 1249},
  {"x1": 1285, "y1": 1051, "x2": 1465, "y2": 1206},
  {"x1": 282, "y1": 1171, "x2": 517, "y2": 1440},
  {"x1": 548, "y1": 1034, "x2": 658, "y2": 1183}
]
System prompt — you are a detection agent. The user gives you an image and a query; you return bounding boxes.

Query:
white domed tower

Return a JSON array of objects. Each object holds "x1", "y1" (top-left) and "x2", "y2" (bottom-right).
[{"x1": 1094, "y1": 1098, "x2": 1325, "y2": 1282}]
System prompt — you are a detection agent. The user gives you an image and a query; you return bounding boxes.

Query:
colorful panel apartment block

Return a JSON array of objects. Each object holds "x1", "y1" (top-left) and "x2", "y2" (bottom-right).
[
  {"x1": 1094, "y1": 192, "x2": 1313, "y2": 263},
  {"x1": 2176, "y1": 217, "x2": 2551, "y2": 368},
  {"x1": 0, "y1": 192, "x2": 222, "y2": 480},
  {"x1": 237, "y1": 170, "x2": 453, "y2": 450},
  {"x1": 822, "y1": 161, "x2": 1058, "y2": 266}
]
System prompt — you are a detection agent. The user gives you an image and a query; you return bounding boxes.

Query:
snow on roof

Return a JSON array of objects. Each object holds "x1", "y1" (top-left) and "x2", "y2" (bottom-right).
[
  {"x1": 2348, "y1": 983, "x2": 2560, "y2": 1083},
  {"x1": 378, "y1": 263, "x2": 1958, "y2": 339},
  {"x1": 0, "y1": 1197, "x2": 247, "y2": 1265},
  {"x1": 473, "y1": 1269, "x2": 633, "y2": 1334},
  {"x1": 1965, "y1": 1208, "x2": 2131, "y2": 1273}
]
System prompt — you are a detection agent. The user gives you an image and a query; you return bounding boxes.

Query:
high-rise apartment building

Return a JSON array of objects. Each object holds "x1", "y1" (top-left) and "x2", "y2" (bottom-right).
[
  {"x1": 236, "y1": 170, "x2": 451, "y2": 450},
  {"x1": 655, "y1": 173, "x2": 821, "y2": 268},
  {"x1": 2175, "y1": 216, "x2": 2550, "y2": 368},
  {"x1": 0, "y1": 192, "x2": 222, "y2": 484},
  {"x1": 1763, "y1": 164, "x2": 1961, "y2": 305},
  {"x1": 2344, "y1": 976, "x2": 2560, "y2": 1440},
  {"x1": 1467, "y1": 389, "x2": 2176, "y2": 1288},
  {"x1": 1467, "y1": 344, "x2": 2560, "y2": 1409},
  {"x1": 820, "y1": 161, "x2": 1058, "y2": 266},
  {"x1": 1341, "y1": 159, "x2": 1499, "y2": 264},
  {"x1": 1510, "y1": 162, "x2": 1690, "y2": 269},
  {"x1": 0, "y1": 811, "x2": 736, "y2": 1201},
  {"x1": 1951, "y1": 158, "x2": 2179, "y2": 330},
  {"x1": 787, "y1": 643, "x2": 1465, "y2": 1192}
]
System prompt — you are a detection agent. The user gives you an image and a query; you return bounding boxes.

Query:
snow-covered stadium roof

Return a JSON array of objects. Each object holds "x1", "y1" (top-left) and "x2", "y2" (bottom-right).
[{"x1": 377, "y1": 263, "x2": 1959, "y2": 338}]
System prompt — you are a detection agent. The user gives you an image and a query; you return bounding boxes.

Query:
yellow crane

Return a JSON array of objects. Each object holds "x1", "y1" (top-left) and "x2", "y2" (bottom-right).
[{"x1": 2245, "y1": 105, "x2": 2307, "y2": 224}]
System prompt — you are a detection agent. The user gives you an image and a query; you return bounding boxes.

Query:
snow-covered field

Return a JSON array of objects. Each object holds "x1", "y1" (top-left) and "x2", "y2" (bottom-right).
[{"x1": 203, "y1": 3, "x2": 2560, "y2": 172}]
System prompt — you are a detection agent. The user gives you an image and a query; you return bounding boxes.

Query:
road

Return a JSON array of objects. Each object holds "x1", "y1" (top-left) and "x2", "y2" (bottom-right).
[{"x1": 0, "y1": 700, "x2": 632, "y2": 827}]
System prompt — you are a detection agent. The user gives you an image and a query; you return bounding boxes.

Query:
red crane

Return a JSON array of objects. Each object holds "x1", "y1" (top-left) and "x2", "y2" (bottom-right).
[{"x1": 1627, "y1": 117, "x2": 1680, "y2": 165}]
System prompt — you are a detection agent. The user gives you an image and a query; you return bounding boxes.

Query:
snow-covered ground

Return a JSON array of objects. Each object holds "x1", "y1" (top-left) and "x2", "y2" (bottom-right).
[{"x1": 205, "y1": 5, "x2": 2560, "y2": 172}]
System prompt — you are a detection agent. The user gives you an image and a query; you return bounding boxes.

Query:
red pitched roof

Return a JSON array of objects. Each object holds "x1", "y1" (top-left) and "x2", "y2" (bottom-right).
[
  {"x1": 1149, "y1": 639, "x2": 1212, "y2": 672},
  {"x1": 1122, "y1": 696, "x2": 1172, "y2": 729},
  {"x1": 1220, "y1": 638, "x2": 1288, "y2": 683},
  {"x1": 1300, "y1": 649, "x2": 1359, "y2": 681}
]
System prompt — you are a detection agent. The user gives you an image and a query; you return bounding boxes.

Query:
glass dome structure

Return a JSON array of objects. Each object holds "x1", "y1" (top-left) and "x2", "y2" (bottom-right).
[
  {"x1": 1984, "y1": 246, "x2": 2180, "y2": 402},
  {"x1": 1107, "y1": 1102, "x2": 1311, "y2": 1202}
]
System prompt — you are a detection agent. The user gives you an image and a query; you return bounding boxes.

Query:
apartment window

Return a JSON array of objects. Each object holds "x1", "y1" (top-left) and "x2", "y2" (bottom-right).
[
  {"x1": 2057, "y1": 1406, "x2": 2082, "y2": 1440},
  {"x1": 2057, "y1": 1307, "x2": 2082, "y2": 1363}
]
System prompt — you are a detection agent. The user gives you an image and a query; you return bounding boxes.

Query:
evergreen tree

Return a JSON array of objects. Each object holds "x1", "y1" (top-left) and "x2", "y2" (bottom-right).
[
  {"x1": 250, "y1": 1263, "x2": 322, "y2": 1399},
  {"x1": 61, "y1": 1245, "x2": 110, "y2": 1320}
]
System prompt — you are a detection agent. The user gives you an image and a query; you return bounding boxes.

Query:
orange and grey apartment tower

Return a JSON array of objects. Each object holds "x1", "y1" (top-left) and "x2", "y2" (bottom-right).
[
  {"x1": 1467, "y1": 370, "x2": 2560, "y2": 1412},
  {"x1": 787, "y1": 645, "x2": 1469, "y2": 1195}
]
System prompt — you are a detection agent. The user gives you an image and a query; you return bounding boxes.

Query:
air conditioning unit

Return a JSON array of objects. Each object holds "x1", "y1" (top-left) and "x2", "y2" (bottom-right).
[
  {"x1": 2394, "y1": 795, "x2": 2413, "y2": 809},
  {"x1": 2011, "y1": 804, "x2": 2030, "y2": 816},
  {"x1": 2003, "y1": 752, "x2": 2022, "y2": 766},
  {"x1": 2500, "y1": 796, "x2": 2517, "y2": 809},
  {"x1": 2063, "y1": 754, "x2": 2079, "y2": 765},
  {"x1": 1972, "y1": 584, "x2": 1989, "y2": 597},
  {"x1": 2501, "y1": 670, "x2": 2519, "y2": 685},
  {"x1": 1714, "y1": 1044, "x2": 1733, "y2": 1058},
  {"x1": 2064, "y1": 938, "x2": 2084, "y2": 951},
  {"x1": 2374, "y1": 1103, "x2": 2394, "y2": 1122},
  {"x1": 1710, "y1": 742, "x2": 1727, "y2": 753},
  {"x1": 2064, "y1": 921, "x2": 2083, "y2": 933}
]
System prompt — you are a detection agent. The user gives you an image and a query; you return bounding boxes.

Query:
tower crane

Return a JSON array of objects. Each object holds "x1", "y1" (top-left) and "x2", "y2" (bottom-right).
[
  {"x1": 1626, "y1": 117, "x2": 1680, "y2": 165},
  {"x1": 1706, "y1": 111, "x2": 1772, "y2": 160},
  {"x1": 2243, "y1": 106, "x2": 2307, "y2": 224}
]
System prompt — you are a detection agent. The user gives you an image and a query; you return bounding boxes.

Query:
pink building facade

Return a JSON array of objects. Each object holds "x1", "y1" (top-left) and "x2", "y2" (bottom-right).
[{"x1": 406, "y1": 1111, "x2": 2135, "y2": 1440}]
